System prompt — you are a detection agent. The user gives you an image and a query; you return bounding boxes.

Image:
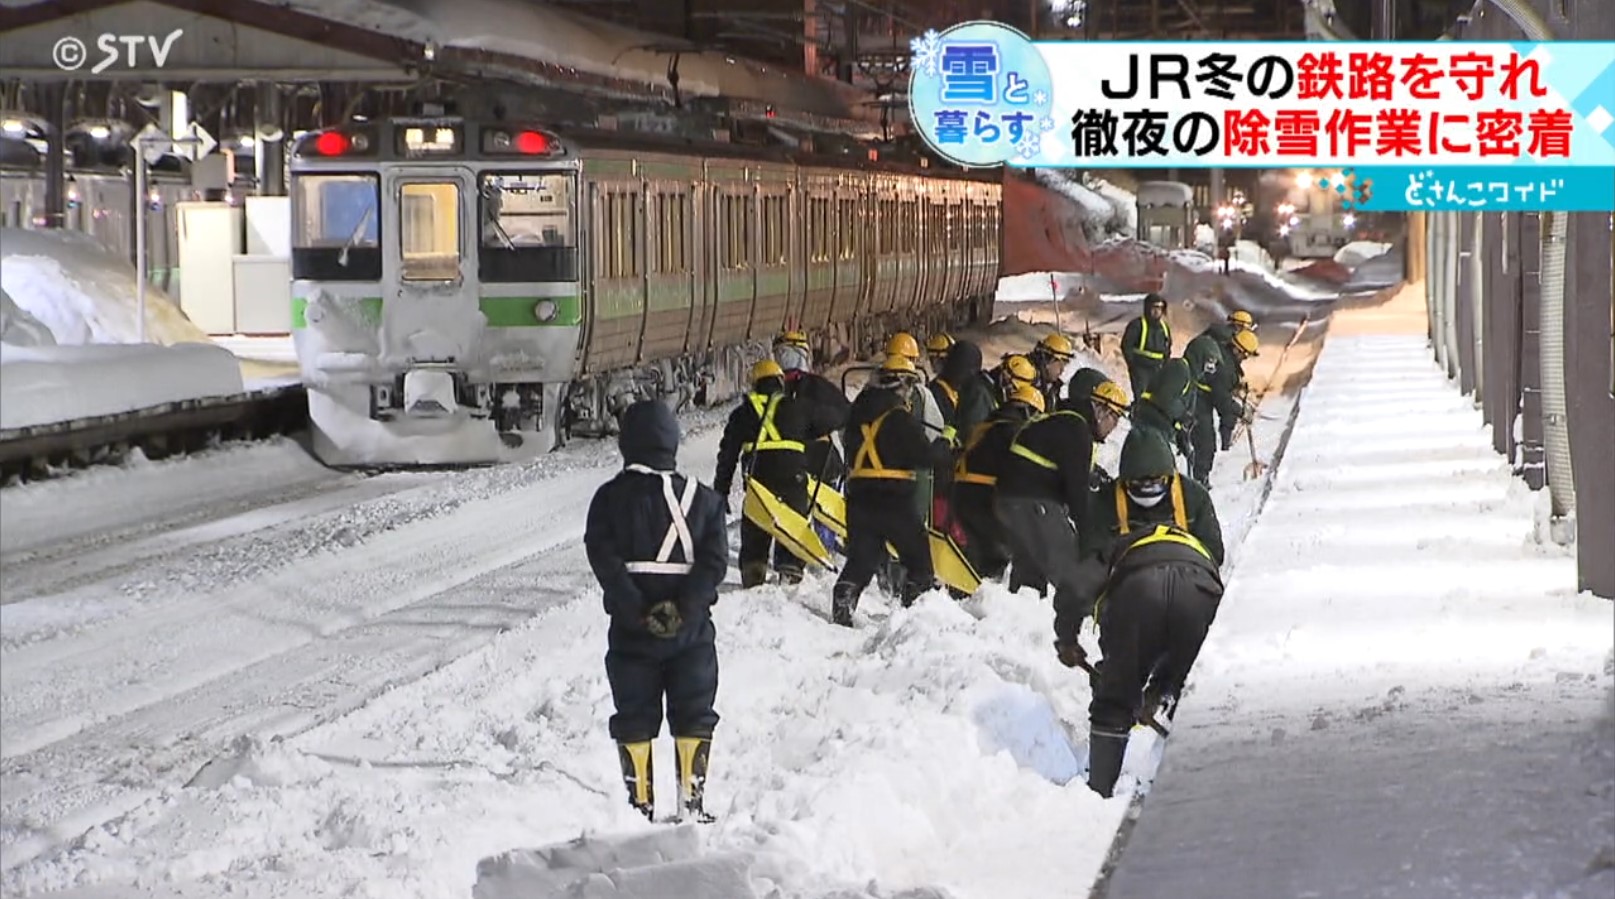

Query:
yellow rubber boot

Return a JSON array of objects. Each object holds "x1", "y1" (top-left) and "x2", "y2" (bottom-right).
[
  {"x1": 674, "y1": 736, "x2": 715, "y2": 824},
  {"x1": 616, "y1": 740, "x2": 654, "y2": 820}
]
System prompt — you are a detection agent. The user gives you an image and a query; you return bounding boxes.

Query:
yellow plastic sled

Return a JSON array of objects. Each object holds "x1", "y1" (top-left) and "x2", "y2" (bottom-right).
[
  {"x1": 742, "y1": 479, "x2": 834, "y2": 570},
  {"x1": 804, "y1": 476, "x2": 981, "y2": 596}
]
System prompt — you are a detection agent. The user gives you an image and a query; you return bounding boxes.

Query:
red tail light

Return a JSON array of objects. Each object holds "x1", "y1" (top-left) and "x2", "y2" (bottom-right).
[
  {"x1": 314, "y1": 131, "x2": 350, "y2": 155},
  {"x1": 514, "y1": 130, "x2": 550, "y2": 154}
]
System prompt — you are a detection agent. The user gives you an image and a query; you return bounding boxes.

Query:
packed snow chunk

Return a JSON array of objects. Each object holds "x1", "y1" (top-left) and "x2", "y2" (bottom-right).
[
  {"x1": 185, "y1": 735, "x2": 333, "y2": 790},
  {"x1": 0, "y1": 341, "x2": 245, "y2": 429},
  {"x1": 475, "y1": 827, "x2": 759, "y2": 899},
  {"x1": 1, "y1": 285, "x2": 56, "y2": 347},
  {"x1": 970, "y1": 683, "x2": 1084, "y2": 785},
  {"x1": 0, "y1": 227, "x2": 208, "y2": 345}
]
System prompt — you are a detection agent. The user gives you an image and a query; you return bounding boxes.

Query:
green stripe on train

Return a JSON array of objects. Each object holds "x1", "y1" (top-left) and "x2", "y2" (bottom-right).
[{"x1": 290, "y1": 296, "x2": 581, "y2": 328}]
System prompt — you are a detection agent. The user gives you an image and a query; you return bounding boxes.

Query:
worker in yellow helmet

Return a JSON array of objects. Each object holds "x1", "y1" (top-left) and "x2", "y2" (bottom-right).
[
  {"x1": 1121, "y1": 294, "x2": 1172, "y2": 400},
  {"x1": 713, "y1": 359, "x2": 812, "y2": 587},
  {"x1": 988, "y1": 353, "x2": 1039, "y2": 406},
  {"x1": 884, "y1": 332, "x2": 945, "y2": 438},
  {"x1": 833, "y1": 353, "x2": 947, "y2": 626},
  {"x1": 1195, "y1": 309, "x2": 1258, "y2": 402},
  {"x1": 950, "y1": 381, "x2": 1044, "y2": 580},
  {"x1": 924, "y1": 332, "x2": 955, "y2": 373},
  {"x1": 1028, "y1": 331, "x2": 1077, "y2": 410},
  {"x1": 995, "y1": 374, "x2": 1126, "y2": 599},
  {"x1": 1181, "y1": 327, "x2": 1260, "y2": 485},
  {"x1": 774, "y1": 329, "x2": 851, "y2": 485}
]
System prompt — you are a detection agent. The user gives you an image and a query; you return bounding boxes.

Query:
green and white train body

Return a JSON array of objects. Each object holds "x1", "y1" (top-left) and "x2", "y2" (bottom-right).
[{"x1": 289, "y1": 116, "x2": 1003, "y2": 466}]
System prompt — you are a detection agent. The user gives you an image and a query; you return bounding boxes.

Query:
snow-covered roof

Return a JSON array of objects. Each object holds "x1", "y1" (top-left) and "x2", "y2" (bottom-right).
[{"x1": 279, "y1": 0, "x2": 865, "y2": 118}]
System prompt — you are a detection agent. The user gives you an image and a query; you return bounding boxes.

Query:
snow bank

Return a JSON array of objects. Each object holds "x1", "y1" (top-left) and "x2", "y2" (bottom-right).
[
  {"x1": 1, "y1": 286, "x2": 55, "y2": 347},
  {"x1": 1333, "y1": 240, "x2": 1392, "y2": 268},
  {"x1": 0, "y1": 342, "x2": 245, "y2": 429},
  {"x1": 0, "y1": 227, "x2": 207, "y2": 346},
  {"x1": 1159, "y1": 243, "x2": 1340, "y2": 301}
]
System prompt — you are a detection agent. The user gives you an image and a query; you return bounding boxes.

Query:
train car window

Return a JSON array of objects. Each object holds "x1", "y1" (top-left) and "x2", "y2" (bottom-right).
[
  {"x1": 477, "y1": 172, "x2": 577, "y2": 283},
  {"x1": 291, "y1": 173, "x2": 381, "y2": 281},
  {"x1": 399, "y1": 182, "x2": 461, "y2": 281}
]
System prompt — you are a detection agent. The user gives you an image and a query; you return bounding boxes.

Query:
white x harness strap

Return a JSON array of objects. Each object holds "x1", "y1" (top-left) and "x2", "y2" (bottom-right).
[{"x1": 622, "y1": 464, "x2": 698, "y2": 576}]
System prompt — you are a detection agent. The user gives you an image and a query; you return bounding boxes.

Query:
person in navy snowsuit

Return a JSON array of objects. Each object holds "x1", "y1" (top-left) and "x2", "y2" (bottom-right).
[{"x1": 585, "y1": 400, "x2": 728, "y2": 822}]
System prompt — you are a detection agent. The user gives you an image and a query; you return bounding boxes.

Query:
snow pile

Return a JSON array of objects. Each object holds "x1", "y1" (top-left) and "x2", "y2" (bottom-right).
[
  {"x1": 1034, "y1": 171, "x2": 1132, "y2": 242},
  {"x1": 1, "y1": 286, "x2": 55, "y2": 347},
  {"x1": 0, "y1": 227, "x2": 207, "y2": 346},
  {"x1": 1103, "y1": 332, "x2": 1615, "y2": 898},
  {"x1": 0, "y1": 342, "x2": 244, "y2": 429},
  {"x1": 1332, "y1": 240, "x2": 1392, "y2": 268},
  {"x1": 995, "y1": 271, "x2": 1080, "y2": 303},
  {"x1": 1159, "y1": 243, "x2": 1340, "y2": 301},
  {"x1": 1083, "y1": 175, "x2": 1138, "y2": 237}
]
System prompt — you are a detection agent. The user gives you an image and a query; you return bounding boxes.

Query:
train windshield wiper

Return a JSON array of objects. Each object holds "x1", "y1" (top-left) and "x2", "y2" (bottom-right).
[{"x1": 337, "y1": 203, "x2": 375, "y2": 268}]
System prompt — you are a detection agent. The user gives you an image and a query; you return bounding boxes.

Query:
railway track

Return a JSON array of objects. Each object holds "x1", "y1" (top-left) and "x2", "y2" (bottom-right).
[{"x1": 0, "y1": 385, "x2": 309, "y2": 483}]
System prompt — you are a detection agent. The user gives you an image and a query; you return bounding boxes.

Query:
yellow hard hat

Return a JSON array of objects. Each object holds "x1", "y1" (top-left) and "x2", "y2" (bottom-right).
[
  {"x1": 1009, "y1": 382, "x2": 1046, "y2": 413},
  {"x1": 751, "y1": 358, "x2": 785, "y2": 384},
  {"x1": 1228, "y1": 310, "x2": 1256, "y2": 330},
  {"x1": 1004, "y1": 354, "x2": 1037, "y2": 384},
  {"x1": 925, "y1": 333, "x2": 955, "y2": 354},
  {"x1": 885, "y1": 332, "x2": 921, "y2": 360},
  {"x1": 879, "y1": 352, "x2": 918, "y2": 375},
  {"x1": 1232, "y1": 329, "x2": 1260, "y2": 358},
  {"x1": 776, "y1": 329, "x2": 810, "y2": 349},
  {"x1": 1038, "y1": 332, "x2": 1075, "y2": 360},
  {"x1": 1090, "y1": 379, "x2": 1130, "y2": 416}
]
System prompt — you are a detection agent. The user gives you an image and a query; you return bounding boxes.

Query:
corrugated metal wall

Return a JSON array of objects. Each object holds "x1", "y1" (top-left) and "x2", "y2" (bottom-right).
[{"x1": 1426, "y1": 0, "x2": 1613, "y2": 599}]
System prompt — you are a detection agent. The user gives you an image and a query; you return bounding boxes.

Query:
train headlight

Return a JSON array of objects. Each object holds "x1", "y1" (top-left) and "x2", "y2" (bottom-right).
[{"x1": 533, "y1": 299, "x2": 558, "y2": 322}]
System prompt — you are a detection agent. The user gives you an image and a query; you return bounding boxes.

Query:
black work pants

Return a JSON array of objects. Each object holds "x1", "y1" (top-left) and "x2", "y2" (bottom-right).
[
  {"x1": 1190, "y1": 407, "x2": 1216, "y2": 485},
  {"x1": 1090, "y1": 563, "x2": 1221, "y2": 734},
  {"x1": 838, "y1": 485, "x2": 932, "y2": 596},
  {"x1": 739, "y1": 467, "x2": 810, "y2": 571},
  {"x1": 606, "y1": 620, "x2": 720, "y2": 742},
  {"x1": 1126, "y1": 362, "x2": 1159, "y2": 401},
  {"x1": 996, "y1": 495, "x2": 1081, "y2": 602},
  {"x1": 954, "y1": 482, "x2": 1011, "y2": 579}
]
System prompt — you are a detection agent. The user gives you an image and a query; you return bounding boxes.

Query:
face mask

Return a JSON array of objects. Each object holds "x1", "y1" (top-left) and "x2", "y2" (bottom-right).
[{"x1": 1126, "y1": 478, "x2": 1169, "y2": 507}]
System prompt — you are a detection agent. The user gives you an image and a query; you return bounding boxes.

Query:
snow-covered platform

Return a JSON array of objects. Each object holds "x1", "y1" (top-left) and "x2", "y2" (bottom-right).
[{"x1": 1100, "y1": 314, "x2": 1615, "y2": 897}]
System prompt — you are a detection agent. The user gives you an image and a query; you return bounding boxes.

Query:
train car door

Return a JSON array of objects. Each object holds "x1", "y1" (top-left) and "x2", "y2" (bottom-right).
[{"x1": 380, "y1": 165, "x2": 480, "y2": 373}]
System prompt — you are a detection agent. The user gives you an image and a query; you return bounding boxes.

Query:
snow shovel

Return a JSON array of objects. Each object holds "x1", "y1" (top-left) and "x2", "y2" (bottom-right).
[
  {"x1": 803, "y1": 474, "x2": 980, "y2": 595},
  {"x1": 1241, "y1": 423, "x2": 1267, "y2": 481},
  {"x1": 742, "y1": 479, "x2": 834, "y2": 571},
  {"x1": 805, "y1": 474, "x2": 848, "y2": 541}
]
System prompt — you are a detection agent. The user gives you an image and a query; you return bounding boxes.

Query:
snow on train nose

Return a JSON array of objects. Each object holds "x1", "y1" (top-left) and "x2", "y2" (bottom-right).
[{"x1": 403, "y1": 368, "x2": 457, "y2": 417}]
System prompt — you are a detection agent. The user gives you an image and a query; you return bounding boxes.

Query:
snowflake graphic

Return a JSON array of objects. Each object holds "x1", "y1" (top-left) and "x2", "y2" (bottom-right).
[
  {"x1": 1333, "y1": 167, "x2": 1376, "y2": 211},
  {"x1": 1039, "y1": 116, "x2": 1056, "y2": 133},
  {"x1": 1017, "y1": 139, "x2": 1040, "y2": 160},
  {"x1": 909, "y1": 29, "x2": 943, "y2": 77},
  {"x1": 1032, "y1": 89, "x2": 1049, "y2": 106}
]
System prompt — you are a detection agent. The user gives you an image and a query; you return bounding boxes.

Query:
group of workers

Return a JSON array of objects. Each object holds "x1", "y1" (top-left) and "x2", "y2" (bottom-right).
[
  {"x1": 584, "y1": 300, "x2": 1268, "y2": 821},
  {"x1": 1121, "y1": 293, "x2": 1263, "y2": 487}
]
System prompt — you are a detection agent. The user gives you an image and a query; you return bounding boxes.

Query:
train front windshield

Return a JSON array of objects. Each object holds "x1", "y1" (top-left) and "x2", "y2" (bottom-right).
[
  {"x1": 478, "y1": 172, "x2": 577, "y2": 282},
  {"x1": 293, "y1": 173, "x2": 381, "y2": 280}
]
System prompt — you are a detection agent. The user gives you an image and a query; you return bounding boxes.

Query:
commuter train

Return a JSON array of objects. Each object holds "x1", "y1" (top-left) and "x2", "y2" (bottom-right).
[{"x1": 287, "y1": 116, "x2": 1002, "y2": 465}]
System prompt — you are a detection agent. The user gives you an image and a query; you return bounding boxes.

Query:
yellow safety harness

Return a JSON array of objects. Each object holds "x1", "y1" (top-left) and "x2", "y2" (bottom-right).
[
  {"x1": 1136, "y1": 317, "x2": 1168, "y2": 361},
  {"x1": 1009, "y1": 410, "x2": 1086, "y2": 471},
  {"x1": 849, "y1": 410, "x2": 915, "y2": 481},
  {"x1": 741, "y1": 393, "x2": 805, "y2": 453},
  {"x1": 1116, "y1": 474, "x2": 1188, "y2": 533},
  {"x1": 934, "y1": 379, "x2": 959, "y2": 410},
  {"x1": 954, "y1": 419, "x2": 1007, "y2": 486},
  {"x1": 1126, "y1": 523, "x2": 1212, "y2": 560}
]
